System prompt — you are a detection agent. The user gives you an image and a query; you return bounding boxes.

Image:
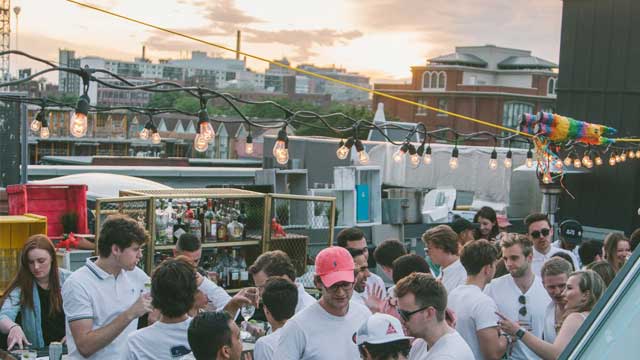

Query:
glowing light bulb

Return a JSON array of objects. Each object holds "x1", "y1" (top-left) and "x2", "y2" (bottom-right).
[
  {"x1": 194, "y1": 134, "x2": 209, "y2": 153},
  {"x1": 30, "y1": 118, "x2": 41, "y2": 132},
  {"x1": 336, "y1": 140, "x2": 350, "y2": 160},
  {"x1": 594, "y1": 155, "x2": 603, "y2": 166},
  {"x1": 273, "y1": 140, "x2": 286, "y2": 157},
  {"x1": 554, "y1": 159, "x2": 564, "y2": 170},
  {"x1": 276, "y1": 148, "x2": 289, "y2": 165},
  {"x1": 636, "y1": 149, "x2": 640, "y2": 159},
  {"x1": 489, "y1": 158, "x2": 498, "y2": 170},
  {"x1": 151, "y1": 132, "x2": 161, "y2": 145},
  {"x1": 563, "y1": 155, "x2": 572, "y2": 167},
  {"x1": 200, "y1": 121, "x2": 215, "y2": 142},
  {"x1": 409, "y1": 153, "x2": 420, "y2": 168},
  {"x1": 582, "y1": 155, "x2": 591, "y2": 166},
  {"x1": 139, "y1": 128, "x2": 150, "y2": 140},
  {"x1": 504, "y1": 158, "x2": 512, "y2": 169},
  {"x1": 609, "y1": 153, "x2": 617, "y2": 166},
  {"x1": 449, "y1": 157, "x2": 458, "y2": 170},
  {"x1": 423, "y1": 146, "x2": 432, "y2": 165},
  {"x1": 573, "y1": 158, "x2": 582, "y2": 168},
  {"x1": 526, "y1": 158, "x2": 534, "y2": 168},
  {"x1": 542, "y1": 173, "x2": 552, "y2": 184},
  {"x1": 620, "y1": 153, "x2": 627, "y2": 162},
  {"x1": 615, "y1": 154, "x2": 622, "y2": 163},
  {"x1": 585, "y1": 159, "x2": 594, "y2": 168},
  {"x1": 393, "y1": 147, "x2": 406, "y2": 163},
  {"x1": 245, "y1": 142, "x2": 254, "y2": 155},
  {"x1": 40, "y1": 126, "x2": 50, "y2": 139},
  {"x1": 70, "y1": 112, "x2": 88, "y2": 137},
  {"x1": 358, "y1": 150, "x2": 369, "y2": 164}
]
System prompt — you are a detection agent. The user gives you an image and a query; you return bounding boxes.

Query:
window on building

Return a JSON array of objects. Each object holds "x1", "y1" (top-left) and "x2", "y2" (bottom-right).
[
  {"x1": 547, "y1": 77, "x2": 557, "y2": 95},
  {"x1": 422, "y1": 72, "x2": 431, "y2": 89},
  {"x1": 437, "y1": 98, "x2": 448, "y2": 116},
  {"x1": 430, "y1": 72, "x2": 438, "y2": 88},
  {"x1": 503, "y1": 101, "x2": 534, "y2": 130},
  {"x1": 437, "y1": 72, "x2": 446, "y2": 89},
  {"x1": 416, "y1": 98, "x2": 428, "y2": 116}
]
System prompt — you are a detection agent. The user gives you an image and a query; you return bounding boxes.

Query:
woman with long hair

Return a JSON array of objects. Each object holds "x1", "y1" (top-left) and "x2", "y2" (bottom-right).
[
  {"x1": 473, "y1": 206, "x2": 499, "y2": 241},
  {"x1": 603, "y1": 232, "x2": 631, "y2": 273},
  {"x1": 0, "y1": 234, "x2": 71, "y2": 350},
  {"x1": 497, "y1": 270, "x2": 605, "y2": 360}
]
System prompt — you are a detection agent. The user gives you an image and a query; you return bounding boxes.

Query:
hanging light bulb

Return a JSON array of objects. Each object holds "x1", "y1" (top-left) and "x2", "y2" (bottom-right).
[
  {"x1": 554, "y1": 159, "x2": 564, "y2": 170},
  {"x1": 336, "y1": 138, "x2": 353, "y2": 160},
  {"x1": 526, "y1": 148, "x2": 534, "y2": 168},
  {"x1": 193, "y1": 133, "x2": 209, "y2": 153},
  {"x1": 594, "y1": 154, "x2": 603, "y2": 166},
  {"x1": 489, "y1": 149, "x2": 498, "y2": 170},
  {"x1": 627, "y1": 149, "x2": 635, "y2": 159},
  {"x1": 635, "y1": 149, "x2": 640, "y2": 159},
  {"x1": 275, "y1": 141, "x2": 290, "y2": 165},
  {"x1": 423, "y1": 144, "x2": 432, "y2": 165},
  {"x1": 563, "y1": 152, "x2": 573, "y2": 167},
  {"x1": 198, "y1": 110, "x2": 215, "y2": 142},
  {"x1": 449, "y1": 147, "x2": 459, "y2": 170},
  {"x1": 70, "y1": 94, "x2": 90, "y2": 138},
  {"x1": 393, "y1": 144, "x2": 409, "y2": 163},
  {"x1": 582, "y1": 153, "x2": 591, "y2": 166},
  {"x1": 620, "y1": 152, "x2": 627, "y2": 162},
  {"x1": 355, "y1": 139, "x2": 369, "y2": 164},
  {"x1": 504, "y1": 150, "x2": 513, "y2": 169},
  {"x1": 245, "y1": 134, "x2": 254, "y2": 155},
  {"x1": 573, "y1": 157, "x2": 582, "y2": 168},
  {"x1": 609, "y1": 151, "x2": 617, "y2": 166},
  {"x1": 273, "y1": 128, "x2": 288, "y2": 158},
  {"x1": 615, "y1": 152, "x2": 622, "y2": 163},
  {"x1": 151, "y1": 130, "x2": 161, "y2": 145},
  {"x1": 139, "y1": 122, "x2": 151, "y2": 140},
  {"x1": 30, "y1": 111, "x2": 43, "y2": 132},
  {"x1": 542, "y1": 173, "x2": 552, "y2": 184},
  {"x1": 408, "y1": 144, "x2": 420, "y2": 168}
]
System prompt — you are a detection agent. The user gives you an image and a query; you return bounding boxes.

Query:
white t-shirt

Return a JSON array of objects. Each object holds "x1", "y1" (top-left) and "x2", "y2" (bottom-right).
[
  {"x1": 254, "y1": 327, "x2": 281, "y2": 360},
  {"x1": 532, "y1": 247, "x2": 580, "y2": 277},
  {"x1": 296, "y1": 283, "x2": 316, "y2": 313},
  {"x1": 198, "y1": 277, "x2": 231, "y2": 311},
  {"x1": 410, "y1": 332, "x2": 474, "y2": 360},
  {"x1": 448, "y1": 284, "x2": 500, "y2": 360},
  {"x1": 351, "y1": 291, "x2": 367, "y2": 306},
  {"x1": 125, "y1": 318, "x2": 192, "y2": 359},
  {"x1": 62, "y1": 258, "x2": 149, "y2": 360},
  {"x1": 484, "y1": 274, "x2": 551, "y2": 360},
  {"x1": 543, "y1": 302, "x2": 557, "y2": 343},
  {"x1": 552, "y1": 241, "x2": 582, "y2": 268},
  {"x1": 273, "y1": 300, "x2": 371, "y2": 360},
  {"x1": 437, "y1": 259, "x2": 467, "y2": 294}
]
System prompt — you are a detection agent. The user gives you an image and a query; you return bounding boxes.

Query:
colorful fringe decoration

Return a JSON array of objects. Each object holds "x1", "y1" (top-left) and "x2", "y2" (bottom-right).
[{"x1": 520, "y1": 112, "x2": 617, "y2": 145}]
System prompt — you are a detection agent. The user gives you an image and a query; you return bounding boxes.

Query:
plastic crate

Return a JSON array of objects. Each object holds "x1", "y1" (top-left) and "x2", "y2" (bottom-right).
[
  {"x1": 0, "y1": 213, "x2": 47, "y2": 294},
  {"x1": 7, "y1": 184, "x2": 88, "y2": 237}
]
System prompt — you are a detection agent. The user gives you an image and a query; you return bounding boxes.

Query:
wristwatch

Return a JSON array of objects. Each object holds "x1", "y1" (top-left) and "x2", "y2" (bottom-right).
[{"x1": 515, "y1": 328, "x2": 526, "y2": 340}]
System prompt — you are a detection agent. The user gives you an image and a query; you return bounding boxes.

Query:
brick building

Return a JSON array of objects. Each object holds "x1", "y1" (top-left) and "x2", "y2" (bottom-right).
[{"x1": 373, "y1": 45, "x2": 558, "y2": 145}]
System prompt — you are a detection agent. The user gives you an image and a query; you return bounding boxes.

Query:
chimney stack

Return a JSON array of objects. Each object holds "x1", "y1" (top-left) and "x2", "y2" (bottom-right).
[
  {"x1": 142, "y1": 45, "x2": 146, "y2": 61},
  {"x1": 236, "y1": 30, "x2": 241, "y2": 60}
]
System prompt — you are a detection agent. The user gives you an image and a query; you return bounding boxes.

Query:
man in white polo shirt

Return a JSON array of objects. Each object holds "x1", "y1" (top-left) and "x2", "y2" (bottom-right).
[
  {"x1": 273, "y1": 246, "x2": 371, "y2": 360},
  {"x1": 249, "y1": 250, "x2": 316, "y2": 313},
  {"x1": 337, "y1": 227, "x2": 387, "y2": 299},
  {"x1": 449, "y1": 240, "x2": 507, "y2": 360},
  {"x1": 422, "y1": 225, "x2": 467, "y2": 293},
  {"x1": 62, "y1": 214, "x2": 152, "y2": 359},
  {"x1": 484, "y1": 234, "x2": 551, "y2": 360},
  {"x1": 525, "y1": 213, "x2": 579, "y2": 276}
]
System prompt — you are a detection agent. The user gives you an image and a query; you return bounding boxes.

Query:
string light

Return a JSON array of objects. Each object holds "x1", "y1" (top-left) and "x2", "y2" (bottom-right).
[
  {"x1": 393, "y1": 144, "x2": 409, "y2": 163},
  {"x1": 70, "y1": 94, "x2": 90, "y2": 138},
  {"x1": 542, "y1": 173, "x2": 552, "y2": 184},
  {"x1": 193, "y1": 133, "x2": 209, "y2": 153},
  {"x1": 354, "y1": 139, "x2": 369, "y2": 164},
  {"x1": 615, "y1": 152, "x2": 622, "y2": 163},
  {"x1": 39, "y1": 113, "x2": 50, "y2": 139},
  {"x1": 525, "y1": 148, "x2": 534, "y2": 168},
  {"x1": 408, "y1": 144, "x2": 420, "y2": 168},
  {"x1": 489, "y1": 149, "x2": 498, "y2": 170},
  {"x1": 573, "y1": 157, "x2": 582, "y2": 168},
  {"x1": 30, "y1": 110, "x2": 43, "y2": 132},
  {"x1": 636, "y1": 149, "x2": 640, "y2": 158},
  {"x1": 619, "y1": 151, "x2": 627, "y2": 162},
  {"x1": 449, "y1": 146, "x2": 459, "y2": 170},
  {"x1": 151, "y1": 129, "x2": 161, "y2": 144},
  {"x1": 594, "y1": 153, "x2": 603, "y2": 166},
  {"x1": 609, "y1": 151, "x2": 617, "y2": 166},
  {"x1": 504, "y1": 150, "x2": 513, "y2": 169},
  {"x1": 139, "y1": 121, "x2": 151, "y2": 140},
  {"x1": 563, "y1": 152, "x2": 573, "y2": 167},
  {"x1": 628, "y1": 149, "x2": 635, "y2": 159},
  {"x1": 198, "y1": 109, "x2": 215, "y2": 143},
  {"x1": 423, "y1": 144, "x2": 432, "y2": 165},
  {"x1": 245, "y1": 134, "x2": 254, "y2": 155},
  {"x1": 273, "y1": 128, "x2": 288, "y2": 160}
]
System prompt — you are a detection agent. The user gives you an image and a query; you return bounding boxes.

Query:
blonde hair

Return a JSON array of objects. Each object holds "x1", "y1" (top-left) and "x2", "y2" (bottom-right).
[{"x1": 559, "y1": 270, "x2": 605, "y2": 329}]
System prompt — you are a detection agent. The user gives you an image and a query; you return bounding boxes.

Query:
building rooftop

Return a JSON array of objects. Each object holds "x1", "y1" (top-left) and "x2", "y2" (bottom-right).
[
  {"x1": 428, "y1": 53, "x2": 488, "y2": 67},
  {"x1": 498, "y1": 55, "x2": 558, "y2": 69}
]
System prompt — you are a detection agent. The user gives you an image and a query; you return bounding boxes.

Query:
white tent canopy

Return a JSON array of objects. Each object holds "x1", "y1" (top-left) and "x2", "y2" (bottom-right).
[{"x1": 31, "y1": 173, "x2": 172, "y2": 199}]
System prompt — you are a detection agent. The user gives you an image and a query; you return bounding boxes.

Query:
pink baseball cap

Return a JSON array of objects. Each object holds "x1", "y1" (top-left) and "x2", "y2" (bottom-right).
[{"x1": 315, "y1": 246, "x2": 355, "y2": 287}]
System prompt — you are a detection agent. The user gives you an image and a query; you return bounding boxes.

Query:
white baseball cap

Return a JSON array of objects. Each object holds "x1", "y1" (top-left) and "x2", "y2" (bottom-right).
[{"x1": 354, "y1": 313, "x2": 411, "y2": 345}]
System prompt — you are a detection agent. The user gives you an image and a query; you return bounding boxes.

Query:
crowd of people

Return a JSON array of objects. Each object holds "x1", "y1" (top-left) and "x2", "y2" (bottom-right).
[{"x1": 0, "y1": 208, "x2": 637, "y2": 360}]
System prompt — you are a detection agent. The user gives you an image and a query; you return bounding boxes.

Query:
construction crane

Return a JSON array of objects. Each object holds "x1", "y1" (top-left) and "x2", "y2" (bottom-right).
[{"x1": 0, "y1": 0, "x2": 9, "y2": 81}]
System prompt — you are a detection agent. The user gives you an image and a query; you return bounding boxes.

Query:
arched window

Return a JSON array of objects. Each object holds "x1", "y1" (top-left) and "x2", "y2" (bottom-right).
[
  {"x1": 430, "y1": 72, "x2": 438, "y2": 88},
  {"x1": 547, "y1": 77, "x2": 557, "y2": 95},
  {"x1": 437, "y1": 72, "x2": 446, "y2": 89},
  {"x1": 422, "y1": 72, "x2": 431, "y2": 89}
]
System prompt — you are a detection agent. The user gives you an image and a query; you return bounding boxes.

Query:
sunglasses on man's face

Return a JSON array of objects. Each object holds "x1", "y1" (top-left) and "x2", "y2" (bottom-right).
[
  {"x1": 397, "y1": 305, "x2": 430, "y2": 322},
  {"x1": 530, "y1": 228, "x2": 550, "y2": 239},
  {"x1": 518, "y1": 295, "x2": 527, "y2": 317}
]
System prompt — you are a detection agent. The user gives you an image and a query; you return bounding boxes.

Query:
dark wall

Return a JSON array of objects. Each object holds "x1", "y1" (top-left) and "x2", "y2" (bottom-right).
[
  {"x1": 0, "y1": 102, "x2": 21, "y2": 188},
  {"x1": 557, "y1": 0, "x2": 640, "y2": 233}
]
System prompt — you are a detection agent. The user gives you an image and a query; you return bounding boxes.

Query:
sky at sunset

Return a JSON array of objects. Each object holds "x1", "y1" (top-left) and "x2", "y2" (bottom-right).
[{"x1": 10, "y1": 0, "x2": 563, "y2": 83}]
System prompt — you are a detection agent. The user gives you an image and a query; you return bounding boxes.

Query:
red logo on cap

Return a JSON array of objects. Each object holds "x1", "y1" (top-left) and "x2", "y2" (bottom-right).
[{"x1": 386, "y1": 323, "x2": 397, "y2": 335}]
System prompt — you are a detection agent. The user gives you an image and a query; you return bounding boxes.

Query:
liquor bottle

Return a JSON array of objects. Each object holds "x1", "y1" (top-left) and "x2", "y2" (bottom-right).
[
  {"x1": 184, "y1": 202, "x2": 194, "y2": 226},
  {"x1": 216, "y1": 209, "x2": 228, "y2": 241},
  {"x1": 204, "y1": 200, "x2": 216, "y2": 242},
  {"x1": 227, "y1": 215, "x2": 244, "y2": 241},
  {"x1": 165, "y1": 200, "x2": 175, "y2": 241},
  {"x1": 190, "y1": 208, "x2": 202, "y2": 241}
]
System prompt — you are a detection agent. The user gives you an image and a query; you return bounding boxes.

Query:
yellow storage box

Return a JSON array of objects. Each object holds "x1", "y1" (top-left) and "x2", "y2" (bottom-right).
[{"x1": 0, "y1": 214, "x2": 47, "y2": 294}]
